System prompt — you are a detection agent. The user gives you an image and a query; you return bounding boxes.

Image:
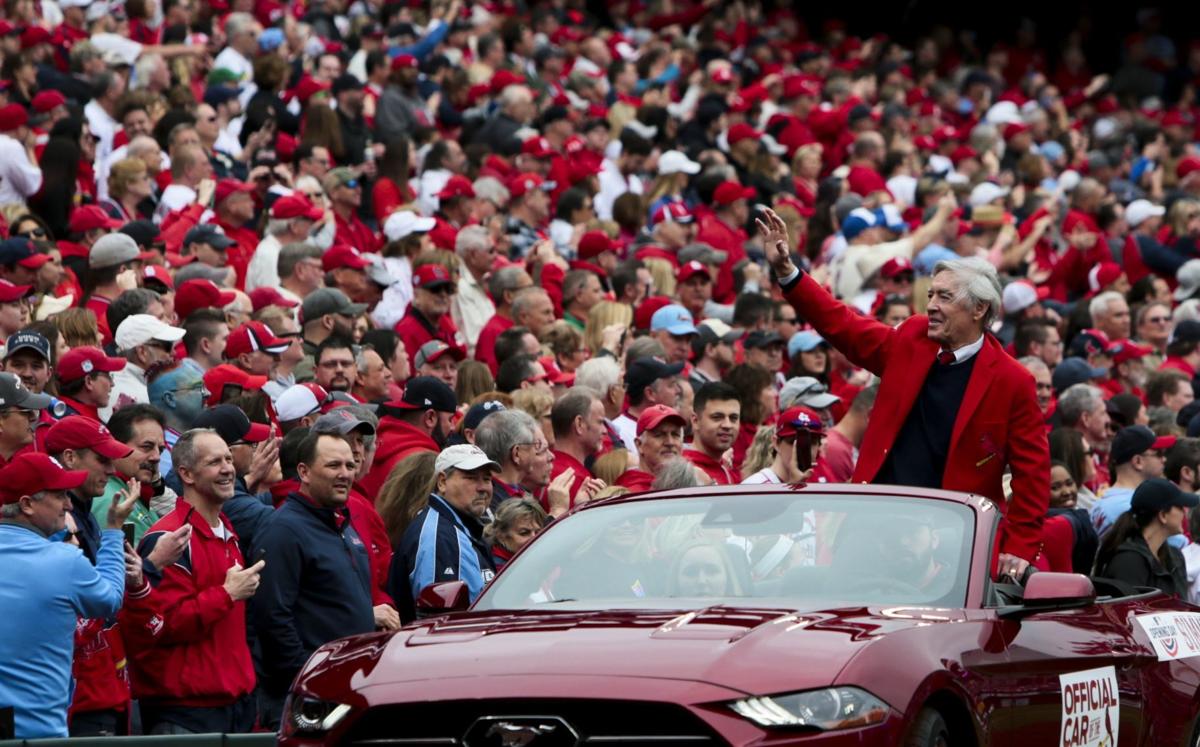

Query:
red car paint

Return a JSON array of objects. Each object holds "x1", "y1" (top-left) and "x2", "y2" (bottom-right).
[{"x1": 279, "y1": 483, "x2": 1200, "y2": 746}]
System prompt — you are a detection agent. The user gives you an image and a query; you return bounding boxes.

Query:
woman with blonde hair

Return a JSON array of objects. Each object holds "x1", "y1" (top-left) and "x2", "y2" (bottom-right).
[
  {"x1": 511, "y1": 387, "x2": 555, "y2": 447},
  {"x1": 102, "y1": 158, "x2": 154, "y2": 223},
  {"x1": 643, "y1": 256, "x2": 677, "y2": 298},
  {"x1": 377, "y1": 451, "x2": 438, "y2": 546},
  {"x1": 583, "y1": 300, "x2": 633, "y2": 356},
  {"x1": 1165, "y1": 198, "x2": 1200, "y2": 245},
  {"x1": 592, "y1": 449, "x2": 630, "y2": 487},
  {"x1": 484, "y1": 498, "x2": 549, "y2": 569},
  {"x1": 53, "y1": 307, "x2": 102, "y2": 348},
  {"x1": 666, "y1": 538, "x2": 747, "y2": 597}
]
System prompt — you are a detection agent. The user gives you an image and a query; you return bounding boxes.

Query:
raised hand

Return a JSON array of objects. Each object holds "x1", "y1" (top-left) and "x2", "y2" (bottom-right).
[
  {"x1": 755, "y1": 207, "x2": 795, "y2": 279},
  {"x1": 546, "y1": 468, "x2": 575, "y2": 518},
  {"x1": 106, "y1": 478, "x2": 142, "y2": 530}
]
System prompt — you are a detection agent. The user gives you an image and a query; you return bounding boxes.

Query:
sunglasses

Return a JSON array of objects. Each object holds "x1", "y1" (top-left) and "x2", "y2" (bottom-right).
[
  {"x1": 427, "y1": 284, "x2": 456, "y2": 295},
  {"x1": 17, "y1": 228, "x2": 46, "y2": 238},
  {"x1": 341, "y1": 179, "x2": 360, "y2": 189}
]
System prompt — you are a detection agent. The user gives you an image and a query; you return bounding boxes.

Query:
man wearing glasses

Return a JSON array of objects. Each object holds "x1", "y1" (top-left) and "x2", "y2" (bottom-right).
[
  {"x1": 0, "y1": 372, "x2": 53, "y2": 468},
  {"x1": 394, "y1": 264, "x2": 462, "y2": 364},
  {"x1": 102, "y1": 315, "x2": 186, "y2": 423},
  {"x1": 324, "y1": 167, "x2": 382, "y2": 254}
]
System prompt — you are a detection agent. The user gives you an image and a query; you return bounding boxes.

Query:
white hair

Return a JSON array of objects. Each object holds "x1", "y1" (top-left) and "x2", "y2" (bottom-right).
[
  {"x1": 574, "y1": 356, "x2": 621, "y2": 396},
  {"x1": 126, "y1": 135, "x2": 159, "y2": 159},
  {"x1": 1057, "y1": 384, "x2": 1104, "y2": 427},
  {"x1": 454, "y1": 225, "x2": 491, "y2": 257},
  {"x1": 1088, "y1": 291, "x2": 1124, "y2": 322},
  {"x1": 1017, "y1": 355, "x2": 1049, "y2": 374},
  {"x1": 932, "y1": 257, "x2": 1003, "y2": 327},
  {"x1": 473, "y1": 177, "x2": 510, "y2": 206}
]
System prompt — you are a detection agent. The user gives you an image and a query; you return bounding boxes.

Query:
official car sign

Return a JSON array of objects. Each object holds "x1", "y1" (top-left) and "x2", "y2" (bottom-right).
[
  {"x1": 1132, "y1": 611, "x2": 1200, "y2": 661},
  {"x1": 1059, "y1": 666, "x2": 1119, "y2": 747}
]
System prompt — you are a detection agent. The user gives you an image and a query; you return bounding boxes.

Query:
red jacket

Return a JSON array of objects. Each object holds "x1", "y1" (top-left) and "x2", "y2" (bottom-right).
[
  {"x1": 393, "y1": 307, "x2": 460, "y2": 365},
  {"x1": 783, "y1": 272, "x2": 1049, "y2": 562},
  {"x1": 614, "y1": 469, "x2": 654, "y2": 493},
  {"x1": 215, "y1": 219, "x2": 260, "y2": 291},
  {"x1": 359, "y1": 418, "x2": 439, "y2": 497},
  {"x1": 334, "y1": 209, "x2": 382, "y2": 254},
  {"x1": 475, "y1": 314, "x2": 514, "y2": 377},
  {"x1": 695, "y1": 214, "x2": 748, "y2": 304},
  {"x1": 348, "y1": 489, "x2": 393, "y2": 608},
  {"x1": 69, "y1": 617, "x2": 130, "y2": 719},
  {"x1": 683, "y1": 447, "x2": 740, "y2": 485},
  {"x1": 122, "y1": 504, "x2": 256, "y2": 706}
]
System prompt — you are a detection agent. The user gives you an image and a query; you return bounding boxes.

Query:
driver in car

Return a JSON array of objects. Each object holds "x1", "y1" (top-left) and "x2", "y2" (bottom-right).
[{"x1": 878, "y1": 516, "x2": 956, "y2": 598}]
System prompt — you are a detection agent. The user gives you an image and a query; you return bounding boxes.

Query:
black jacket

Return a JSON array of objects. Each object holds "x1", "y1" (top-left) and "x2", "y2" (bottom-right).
[
  {"x1": 1099, "y1": 533, "x2": 1187, "y2": 599},
  {"x1": 253, "y1": 492, "x2": 375, "y2": 694}
]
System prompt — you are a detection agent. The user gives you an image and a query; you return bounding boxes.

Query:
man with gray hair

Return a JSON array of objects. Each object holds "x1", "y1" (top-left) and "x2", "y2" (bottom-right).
[
  {"x1": 763, "y1": 208, "x2": 1049, "y2": 578},
  {"x1": 246, "y1": 196, "x2": 325, "y2": 293},
  {"x1": 452, "y1": 225, "x2": 497, "y2": 355},
  {"x1": 475, "y1": 409, "x2": 552, "y2": 509},
  {"x1": 1058, "y1": 382, "x2": 1112, "y2": 486},
  {"x1": 1089, "y1": 290, "x2": 1132, "y2": 342},
  {"x1": 475, "y1": 265, "x2": 533, "y2": 375},
  {"x1": 277, "y1": 242, "x2": 325, "y2": 310}
]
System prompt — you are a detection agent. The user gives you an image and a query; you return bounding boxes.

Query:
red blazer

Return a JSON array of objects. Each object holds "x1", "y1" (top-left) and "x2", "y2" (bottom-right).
[{"x1": 784, "y1": 272, "x2": 1049, "y2": 562}]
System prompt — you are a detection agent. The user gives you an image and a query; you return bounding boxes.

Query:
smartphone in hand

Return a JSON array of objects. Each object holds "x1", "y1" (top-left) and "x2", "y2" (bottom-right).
[{"x1": 122, "y1": 523, "x2": 137, "y2": 547}]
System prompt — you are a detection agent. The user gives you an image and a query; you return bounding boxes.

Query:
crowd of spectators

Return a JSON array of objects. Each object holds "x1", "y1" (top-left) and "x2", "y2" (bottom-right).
[{"x1": 3, "y1": 0, "x2": 1200, "y2": 738}]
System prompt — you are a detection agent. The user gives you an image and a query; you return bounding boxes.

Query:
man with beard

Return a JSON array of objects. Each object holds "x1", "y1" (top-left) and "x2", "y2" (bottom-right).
[
  {"x1": 360, "y1": 377, "x2": 457, "y2": 496},
  {"x1": 684, "y1": 382, "x2": 742, "y2": 484},
  {"x1": 332, "y1": 73, "x2": 371, "y2": 172},
  {"x1": 295, "y1": 288, "x2": 365, "y2": 383},
  {"x1": 253, "y1": 432, "x2": 374, "y2": 727},
  {"x1": 91, "y1": 404, "x2": 179, "y2": 545},
  {"x1": 148, "y1": 364, "x2": 209, "y2": 481},
  {"x1": 45, "y1": 416, "x2": 135, "y2": 565},
  {"x1": 1102, "y1": 342, "x2": 1153, "y2": 401},
  {"x1": 616, "y1": 406, "x2": 687, "y2": 493},
  {"x1": 103, "y1": 315, "x2": 186, "y2": 422},
  {"x1": 128, "y1": 429, "x2": 262, "y2": 735},
  {"x1": 314, "y1": 336, "x2": 357, "y2": 395},
  {"x1": 876, "y1": 515, "x2": 956, "y2": 596},
  {"x1": 475, "y1": 409, "x2": 553, "y2": 510},
  {"x1": 394, "y1": 264, "x2": 461, "y2": 362},
  {"x1": 391, "y1": 444, "x2": 500, "y2": 623},
  {"x1": 689, "y1": 320, "x2": 739, "y2": 390}
]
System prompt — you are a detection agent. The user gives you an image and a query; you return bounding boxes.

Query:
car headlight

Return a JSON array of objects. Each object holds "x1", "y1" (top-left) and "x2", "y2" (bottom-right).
[
  {"x1": 281, "y1": 695, "x2": 353, "y2": 735},
  {"x1": 730, "y1": 687, "x2": 891, "y2": 730}
]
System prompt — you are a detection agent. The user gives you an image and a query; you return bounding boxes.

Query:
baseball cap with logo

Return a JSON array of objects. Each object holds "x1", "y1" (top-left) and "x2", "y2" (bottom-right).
[
  {"x1": 46, "y1": 416, "x2": 134, "y2": 460},
  {"x1": 624, "y1": 357, "x2": 685, "y2": 397},
  {"x1": 692, "y1": 319, "x2": 741, "y2": 352},
  {"x1": 0, "y1": 237, "x2": 50, "y2": 269},
  {"x1": 0, "y1": 278, "x2": 32, "y2": 303},
  {"x1": 779, "y1": 376, "x2": 840, "y2": 409},
  {"x1": 383, "y1": 211, "x2": 437, "y2": 242},
  {"x1": 4, "y1": 330, "x2": 50, "y2": 362},
  {"x1": 1110, "y1": 425, "x2": 1177, "y2": 467},
  {"x1": 435, "y1": 443, "x2": 500, "y2": 475},
  {"x1": 194, "y1": 404, "x2": 272, "y2": 445},
  {"x1": 248, "y1": 287, "x2": 299, "y2": 311},
  {"x1": 651, "y1": 202, "x2": 695, "y2": 226},
  {"x1": 0, "y1": 371, "x2": 51, "y2": 410},
  {"x1": 650, "y1": 304, "x2": 698, "y2": 336},
  {"x1": 270, "y1": 194, "x2": 323, "y2": 221},
  {"x1": 275, "y1": 383, "x2": 331, "y2": 422},
  {"x1": 578, "y1": 231, "x2": 616, "y2": 260},
  {"x1": 322, "y1": 245, "x2": 371, "y2": 272},
  {"x1": 776, "y1": 405, "x2": 825, "y2": 438},
  {"x1": 508, "y1": 173, "x2": 549, "y2": 199},
  {"x1": 313, "y1": 408, "x2": 377, "y2": 436},
  {"x1": 414, "y1": 264, "x2": 455, "y2": 290},
  {"x1": 1068, "y1": 329, "x2": 1122, "y2": 358},
  {"x1": 437, "y1": 175, "x2": 476, "y2": 200},
  {"x1": 414, "y1": 340, "x2": 466, "y2": 369},
  {"x1": 224, "y1": 321, "x2": 291, "y2": 359},
  {"x1": 676, "y1": 261, "x2": 711, "y2": 284},
  {"x1": 70, "y1": 205, "x2": 121, "y2": 235},
  {"x1": 636, "y1": 404, "x2": 686, "y2": 435},
  {"x1": 214, "y1": 178, "x2": 253, "y2": 204},
  {"x1": 57, "y1": 347, "x2": 125, "y2": 383},
  {"x1": 203, "y1": 364, "x2": 267, "y2": 406},
  {"x1": 0, "y1": 452, "x2": 88, "y2": 505},
  {"x1": 114, "y1": 314, "x2": 186, "y2": 352},
  {"x1": 382, "y1": 375, "x2": 457, "y2": 414},
  {"x1": 184, "y1": 224, "x2": 236, "y2": 250}
]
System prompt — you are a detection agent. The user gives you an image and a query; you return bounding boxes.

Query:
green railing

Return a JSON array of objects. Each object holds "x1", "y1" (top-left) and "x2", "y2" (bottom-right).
[{"x1": 0, "y1": 735, "x2": 277, "y2": 746}]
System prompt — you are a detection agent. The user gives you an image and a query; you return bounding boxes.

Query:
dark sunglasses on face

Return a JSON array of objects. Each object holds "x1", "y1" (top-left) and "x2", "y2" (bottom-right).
[
  {"x1": 17, "y1": 228, "x2": 46, "y2": 238},
  {"x1": 342, "y1": 179, "x2": 360, "y2": 189}
]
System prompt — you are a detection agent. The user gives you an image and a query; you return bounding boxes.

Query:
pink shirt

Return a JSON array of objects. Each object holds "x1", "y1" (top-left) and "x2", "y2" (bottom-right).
[{"x1": 819, "y1": 429, "x2": 855, "y2": 483}]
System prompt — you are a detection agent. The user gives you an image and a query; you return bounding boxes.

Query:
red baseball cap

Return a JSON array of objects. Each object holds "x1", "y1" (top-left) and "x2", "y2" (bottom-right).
[
  {"x1": 322, "y1": 244, "x2": 371, "y2": 272},
  {"x1": 437, "y1": 175, "x2": 476, "y2": 200},
  {"x1": 414, "y1": 263, "x2": 454, "y2": 289},
  {"x1": 68, "y1": 205, "x2": 121, "y2": 233},
  {"x1": 932, "y1": 124, "x2": 961, "y2": 144},
  {"x1": 636, "y1": 404, "x2": 686, "y2": 436},
  {"x1": 0, "y1": 278, "x2": 32, "y2": 303},
  {"x1": 46, "y1": 416, "x2": 133, "y2": 460},
  {"x1": 174, "y1": 279, "x2": 238, "y2": 321},
  {"x1": 57, "y1": 346, "x2": 125, "y2": 383},
  {"x1": 490, "y1": 68, "x2": 526, "y2": 94},
  {"x1": 727, "y1": 122, "x2": 761, "y2": 146},
  {"x1": 776, "y1": 406, "x2": 825, "y2": 438},
  {"x1": 577, "y1": 230, "x2": 616, "y2": 260},
  {"x1": 0, "y1": 453, "x2": 89, "y2": 505},
  {"x1": 521, "y1": 136, "x2": 556, "y2": 159},
  {"x1": 1179, "y1": 157, "x2": 1200, "y2": 180},
  {"x1": 711, "y1": 67, "x2": 734, "y2": 84},
  {"x1": 880, "y1": 257, "x2": 914, "y2": 278},
  {"x1": 677, "y1": 260, "x2": 711, "y2": 283},
  {"x1": 203, "y1": 364, "x2": 267, "y2": 406},
  {"x1": 1088, "y1": 262, "x2": 1124, "y2": 295},
  {"x1": 248, "y1": 287, "x2": 299, "y2": 311},
  {"x1": 651, "y1": 202, "x2": 694, "y2": 225},
  {"x1": 391, "y1": 53, "x2": 418, "y2": 71},
  {"x1": 214, "y1": 178, "x2": 253, "y2": 204},
  {"x1": 142, "y1": 264, "x2": 174, "y2": 290},
  {"x1": 30, "y1": 90, "x2": 66, "y2": 114},
  {"x1": 18, "y1": 26, "x2": 50, "y2": 50},
  {"x1": 508, "y1": 172, "x2": 547, "y2": 199},
  {"x1": 1112, "y1": 340, "x2": 1154, "y2": 365},
  {"x1": 1002, "y1": 122, "x2": 1030, "y2": 141},
  {"x1": 634, "y1": 296, "x2": 673, "y2": 332},
  {"x1": 293, "y1": 76, "x2": 331, "y2": 105},
  {"x1": 224, "y1": 321, "x2": 291, "y2": 359},
  {"x1": 270, "y1": 194, "x2": 322, "y2": 221},
  {"x1": 713, "y1": 181, "x2": 756, "y2": 206}
]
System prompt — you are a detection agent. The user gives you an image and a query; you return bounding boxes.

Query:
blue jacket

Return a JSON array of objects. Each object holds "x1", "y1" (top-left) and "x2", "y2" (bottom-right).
[
  {"x1": 253, "y1": 493, "x2": 374, "y2": 695},
  {"x1": 0, "y1": 524, "x2": 125, "y2": 738},
  {"x1": 391, "y1": 494, "x2": 496, "y2": 623}
]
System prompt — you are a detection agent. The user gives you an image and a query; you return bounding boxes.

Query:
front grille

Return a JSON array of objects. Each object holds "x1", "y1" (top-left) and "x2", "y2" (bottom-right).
[{"x1": 344, "y1": 699, "x2": 719, "y2": 746}]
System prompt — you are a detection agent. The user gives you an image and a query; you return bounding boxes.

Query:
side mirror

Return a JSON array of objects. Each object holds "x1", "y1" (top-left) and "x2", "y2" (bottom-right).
[
  {"x1": 416, "y1": 581, "x2": 470, "y2": 615},
  {"x1": 1000, "y1": 572, "x2": 1095, "y2": 618}
]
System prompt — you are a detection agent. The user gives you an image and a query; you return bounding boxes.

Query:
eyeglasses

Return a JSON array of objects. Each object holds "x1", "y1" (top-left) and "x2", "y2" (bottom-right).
[
  {"x1": 1147, "y1": 316, "x2": 1171, "y2": 324},
  {"x1": 17, "y1": 228, "x2": 45, "y2": 238},
  {"x1": 516, "y1": 442, "x2": 550, "y2": 457},
  {"x1": 341, "y1": 179, "x2": 360, "y2": 189},
  {"x1": 0, "y1": 408, "x2": 36, "y2": 420}
]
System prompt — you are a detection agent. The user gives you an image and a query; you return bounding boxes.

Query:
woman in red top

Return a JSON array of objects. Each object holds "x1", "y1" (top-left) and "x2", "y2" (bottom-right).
[{"x1": 372, "y1": 136, "x2": 414, "y2": 223}]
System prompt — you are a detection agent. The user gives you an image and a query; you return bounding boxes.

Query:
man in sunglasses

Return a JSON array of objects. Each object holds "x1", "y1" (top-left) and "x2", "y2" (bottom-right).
[
  {"x1": 0, "y1": 372, "x2": 52, "y2": 468},
  {"x1": 102, "y1": 314, "x2": 186, "y2": 422},
  {"x1": 0, "y1": 236, "x2": 52, "y2": 293},
  {"x1": 324, "y1": 167, "x2": 382, "y2": 254},
  {"x1": 394, "y1": 264, "x2": 462, "y2": 365}
]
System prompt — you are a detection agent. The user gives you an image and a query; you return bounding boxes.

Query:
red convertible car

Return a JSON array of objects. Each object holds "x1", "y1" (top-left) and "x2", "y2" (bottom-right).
[{"x1": 278, "y1": 483, "x2": 1200, "y2": 746}]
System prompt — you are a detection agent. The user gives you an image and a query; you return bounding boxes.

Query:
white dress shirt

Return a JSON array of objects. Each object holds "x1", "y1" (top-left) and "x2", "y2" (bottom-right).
[
  {"x1": 0, "y1": 134, "x2": 42, "y2": 205},
  {"x1": 451, "y1": 269, "x2": 496, "y2": 355}
]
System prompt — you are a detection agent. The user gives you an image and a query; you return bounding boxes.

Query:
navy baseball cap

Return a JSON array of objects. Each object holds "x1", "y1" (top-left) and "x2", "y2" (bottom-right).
[
  {"x1": 464, "y1": 400, "x2": 506, "y2": 431},
  {"x1": 184, "y1": 224, "x2": 236, "y2": 250},
  {"x1": 625, "y1": 357, "x2": 685, "y2": 396},
  {"x1": 382, "y1": 376, "x2": 457, "y2": 414},
  {"x1": 1051, "y1": 357, "x2": 1107, "y2": 394},
  {"x1": 1132, "y1": 478, "x2": 1199, "y2": 514},
  {"x1": 4, "y1": 329, "x2": 50, "y2": 361},
  {"x1": 1110, "y1": 425, "x2": 1176, "y2": 466}
]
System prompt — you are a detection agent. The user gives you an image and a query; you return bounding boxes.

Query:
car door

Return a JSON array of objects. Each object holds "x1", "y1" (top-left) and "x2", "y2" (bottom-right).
[{"x1": 981, "y1": 598, "x2": 1155, "y2": 746}]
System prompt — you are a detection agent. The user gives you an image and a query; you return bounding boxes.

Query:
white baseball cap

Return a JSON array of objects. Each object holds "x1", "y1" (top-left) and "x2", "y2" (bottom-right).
[
  {"x1": 276, "y1": 383, "x2": 327, "y2": 422},
  {"x1": 1125, "y1": 199, "x2": 1166, "y2": 228},
  {"x1": 969, "y1": 182, "x2": 1010, "y2": 207},
  {"x1": 114, "y1": 314, "x2": 185, "y2": 352},
  {"x1": 1002, "y1": 280, "x2": 1044, "y2": 315},
  {"x1": 434, "y1": 444, "x2": 500, "y2": 475},
  {"x1": 383, "y1": 211, "x2": 436, "y2": 242},
  {"x1": 658, "y1": 150, "x2": 701, "y2": 176}
]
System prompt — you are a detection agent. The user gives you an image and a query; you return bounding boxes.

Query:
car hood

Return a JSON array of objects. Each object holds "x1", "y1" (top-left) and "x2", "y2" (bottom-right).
[{"x1": 296, "y1": 603, "x2": 971, "y2": 699}]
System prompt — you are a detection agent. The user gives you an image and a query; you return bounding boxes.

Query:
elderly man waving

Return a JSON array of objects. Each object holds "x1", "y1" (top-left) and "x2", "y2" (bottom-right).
[{"x1": 760, "y1": 208, "x2": 1049, "y2": 578}]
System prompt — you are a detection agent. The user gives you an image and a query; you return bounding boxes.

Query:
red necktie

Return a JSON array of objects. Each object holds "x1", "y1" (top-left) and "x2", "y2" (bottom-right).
[{"x1": 937, "y1": 351, "x2": 956, "y2": 366}]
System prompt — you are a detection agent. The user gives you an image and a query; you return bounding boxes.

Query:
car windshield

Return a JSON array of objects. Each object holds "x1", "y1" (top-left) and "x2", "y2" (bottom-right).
[{"x1": 476, "y1": 492, "x2": 976, "y2": 611}]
